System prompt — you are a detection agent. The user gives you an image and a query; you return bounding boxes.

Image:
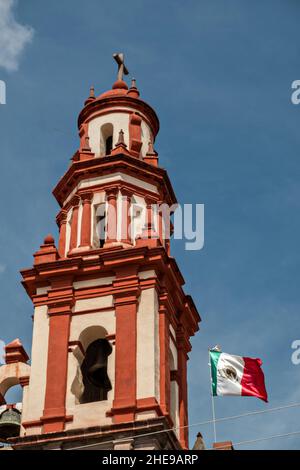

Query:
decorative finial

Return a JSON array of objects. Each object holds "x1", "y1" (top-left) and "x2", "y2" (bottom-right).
[
  {"x1": 147, "y1": 140, "x2": 154, "y2": 155},
  {"x1": 127, "y1": 77, "x2": 140, "y2": 98},
  {"x1": 111, "y1": 129, "x2": 131, "y2": 156},
  {"x1": 44, "y1": 234, "x2": 55, "y2": 245},
  {"x1": 85, "y1": 85, "x2": 96, "y2": 105},
  {"x1": 144, "y1": 139, "x2": 158, "y2": 166},
  {"x1": 146, "y1": 139, "x2": 157, "y2": 156},
  {"x1": 117, "y1": 129, "x2": 125, "y2": 146},
  {"x1": 82, "y1": 135, "x2": 91, "y2": 152}
]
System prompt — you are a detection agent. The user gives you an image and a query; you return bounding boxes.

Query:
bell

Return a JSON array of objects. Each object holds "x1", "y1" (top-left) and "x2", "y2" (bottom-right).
[
  {"x1": 80, "y1": 339, "x2": 112, "y2": 403},
  {"x1": 0, "y1": 408, "x2": 21, "y2": 441},
  {"x1": 86, "y1": 339, "x2": 112, "y2": 389}
]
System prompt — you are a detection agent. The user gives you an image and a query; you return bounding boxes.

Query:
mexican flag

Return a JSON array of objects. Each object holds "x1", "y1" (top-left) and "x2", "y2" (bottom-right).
[{"x1": 209, "y1": 349, "x2": 268, "y2": 402}]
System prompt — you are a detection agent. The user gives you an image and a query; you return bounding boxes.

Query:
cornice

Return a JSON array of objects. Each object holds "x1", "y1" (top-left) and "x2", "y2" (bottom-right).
[
  {"x1": 52, "y1": 153, "x2": 177, "y2": 208},
  {"x1": 77, "y1": 95, "x2": 160, "y2": 137}
]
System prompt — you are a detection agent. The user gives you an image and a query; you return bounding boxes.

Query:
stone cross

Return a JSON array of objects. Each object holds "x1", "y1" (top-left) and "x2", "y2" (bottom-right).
[{"x1": 113, "y1": 53, "x2": 129, "y2": 81}]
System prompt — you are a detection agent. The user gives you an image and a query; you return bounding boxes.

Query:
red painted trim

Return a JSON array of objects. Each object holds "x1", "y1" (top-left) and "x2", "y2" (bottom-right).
[
  {"x1": 58, "y1": 210, "x2": 68, "y2": 258},
  {"x1": 72, "y1": 306, "x2": 115, "y2": 316},
  {"x1": 42, "y1": 301, "x2": 72, "y2": 433},
  {"x1": 78, "y1": 97, "x2": 159, "y2": 139},
  {"x1": 22, "y1": 419, "x2": 43, "y2": 429},
  {"x1": 19, "y1": 376, "x2": 30, "y2": 388},
  {"x1": 79, "y1": 192, "x2": 93, "y2": 248},
  {"x1": 159, "y1": 301, "x2": 170, "y2": 416},
  {"x1": 0, "y1": 391, "x2": 6, "y2": 405},
  {"x1": 69, "y1": 196, "x2": 80, "y2": 251},
  {"x1": 53, "y1": 154, "x2": 177, "y2": 209},
  {"x1": 120, "y1": 190, "x2": 132, "y2": 244},
  {"x1": 112, "y1": 283, "x2": 139, "y2": 423},
  {"x1": 129, "y1": 113, "x2": 142, "y2": 157},
  {"x1": 177, "y1": 339, "x2": 189, "y2": 450},
  {"x1": 104, "y1": 188, "x2": 118, "y2": 245}
]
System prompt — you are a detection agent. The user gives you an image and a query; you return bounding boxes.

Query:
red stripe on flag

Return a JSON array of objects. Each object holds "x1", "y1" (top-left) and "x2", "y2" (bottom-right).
[{"x1": 241, "y1": 357, "x2": 268, "y2": 402}]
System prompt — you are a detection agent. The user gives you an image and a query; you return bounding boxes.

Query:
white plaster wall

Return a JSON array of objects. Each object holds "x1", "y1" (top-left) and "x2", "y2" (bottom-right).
[
  {"x1": 23, "y1": 306, "x2": 49, "y2": 425},
  {"x1": 73, "y1": 276, "x2": 114, "y2": 290},
  {"x1": 170, "y1": 380, "x2": 180, "y2": 437},
  {"x1": 140, "y1": 120, "x2": 152, "y2": 157},
  {"x1": 36, "y1": 286, "x2": 50, "y2": 295},
  {"x1": 88, "y1": 113, "x2": 130, "y2": 157},
  {"x1": 73, "y1": 295, "x2": 113, "y2": 313},
  {"x1": 117, "y1": 189, "x2": 122, "y2": 241},
  {"x1": 65, "y1": 207, "x2": 72, "y2": 254},
  {"x1": 169, "y1": 324, "x2": 176, "y2": 341},
  {"x1": 169, "y1": 337, "x2": 178, "y2": 371},
  {"x1": 63, "y1": 172, "x2": 158, "y2": 206},
  {"x1": 137, "y1": 288, "x2": 160, "y2": 401},
  {"x1": 91, "y1": 191, "x2": 106, "y2": 248},
  {"x1": 136, "y1": 410, "x2": 158, "y2": 421},
  {"x1": 131, "y1": 195, "x2": 146, "y2": 243},
  {"x1": 76, "y1": 202, "x2": 83, "y2": 249},
  {"x1": 138, "y1": 270, "x2": 156, "y2": 280},
  {"x1": 88, "y1": 109, "x2": 153, "y2": 158}
]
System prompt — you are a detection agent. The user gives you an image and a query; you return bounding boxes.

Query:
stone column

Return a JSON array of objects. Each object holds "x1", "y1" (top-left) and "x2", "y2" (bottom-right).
[
  {"x1": 42, "y1": 286, "x2": 74, "y2": 433},
  {"x1": 177, "y1": 327, "x2": 189, "y2": 450},
  {"x1": 120, "y1": 188, "x2": 132, "y2": 245},
  {"x1": 79, "y1": 192, "x2": 93, "y2": 249},
  {"x1": 69, "y1": 195, "x2": 80, "y2": 252},
  {"x1": 104, "y1": 188, "x2": 118, "y2": 246},
  {"x1": 159, "y1": 293, "x2": 170, "y2": 417},
  {"x1": 112, "y1": 269, "x2": 140, "y2": 423},
  {"x1": 57, "y1": 210, "x2": 68, "y2": 258}
]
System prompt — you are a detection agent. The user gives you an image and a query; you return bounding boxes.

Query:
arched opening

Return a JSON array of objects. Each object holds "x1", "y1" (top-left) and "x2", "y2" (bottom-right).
[
  {"x1": 105, "y1": 135, "x2": 113, "y2": 155},
  {"x1": 169, "y1": 349, "x2": 178, "y2": 430},
  {"x1": 71, "y1": 326, "x2": 113, "y2": 405},
  {"x1": 0, "y1": 384, "x2": 23, "y2": 442},
  {"x1": 80, "y1": 339, "x2": 112, "y2": 404},
  {"x1": 3, "y1": 384, "x2": 22, "y2": 405},
  {"x1": 100, "y1": 123, "x2": 113, "y2": 156},
  {"x1": 95, "y1": 203, "x2": 106, "y2": 248}
]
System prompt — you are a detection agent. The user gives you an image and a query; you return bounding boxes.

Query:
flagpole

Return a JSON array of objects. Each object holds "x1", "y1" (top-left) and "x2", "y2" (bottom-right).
[
  {"x1": 208, "y1": 348, "x2": 217, "y2": 443},
  {"x1": 211, "y1": 391, "x2": 217, "y2": 443}
]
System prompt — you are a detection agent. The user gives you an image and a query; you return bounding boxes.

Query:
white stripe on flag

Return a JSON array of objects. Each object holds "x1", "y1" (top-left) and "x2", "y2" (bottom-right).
[{"x1": 217, "y1": 353, "x2": 245, "y2": 396}]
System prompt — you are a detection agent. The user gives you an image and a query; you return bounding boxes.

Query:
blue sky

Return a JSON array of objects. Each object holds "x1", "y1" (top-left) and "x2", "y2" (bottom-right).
[{"x1": 0, "y1": 0, "x2": 300, "y2": 449}]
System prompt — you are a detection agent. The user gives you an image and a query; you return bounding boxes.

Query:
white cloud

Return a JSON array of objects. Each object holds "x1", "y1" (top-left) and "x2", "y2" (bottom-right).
[{"x1": 0, "y1": 0, "x2": 34, "y2": 71}]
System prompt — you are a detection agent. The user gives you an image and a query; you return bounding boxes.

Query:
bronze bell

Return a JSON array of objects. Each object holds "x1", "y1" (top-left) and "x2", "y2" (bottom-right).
[
  {"x1": 0, "y1": 408, "x2": 21, "y2": 441},
  {"x1": 80, "y1": 339, "x2": 112, "y2": 403},
  {"x1": 87, "y1": 340, "x2": 112, "y2": 387}
]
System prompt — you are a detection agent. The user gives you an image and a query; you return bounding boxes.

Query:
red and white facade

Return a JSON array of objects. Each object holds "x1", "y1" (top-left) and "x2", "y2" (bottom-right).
[{"x1": 1, "y1": 73, "x2": 200, "y2": 450}]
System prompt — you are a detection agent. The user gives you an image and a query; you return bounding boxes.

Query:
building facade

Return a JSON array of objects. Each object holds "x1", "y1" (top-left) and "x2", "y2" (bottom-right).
[{"x1": 0, "y1": 57, "x2": 200, "y2": 450}]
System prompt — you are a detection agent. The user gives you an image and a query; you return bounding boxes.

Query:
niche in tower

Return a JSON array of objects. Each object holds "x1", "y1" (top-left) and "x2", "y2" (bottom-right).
[
  {"x1": 95, "y1": 202, "x2": 106, "y2": 248},
  {"x1": 100, "y1": 123, "x2": 113, "y2": 156},
  {"x1": 80, "y1": 339, "x2": 112, "y2": 404}
]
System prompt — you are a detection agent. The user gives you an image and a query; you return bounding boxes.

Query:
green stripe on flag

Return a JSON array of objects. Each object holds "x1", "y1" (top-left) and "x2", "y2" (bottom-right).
[{"x1": 210, "y1": 350, "x2": 221, "y2": 396}]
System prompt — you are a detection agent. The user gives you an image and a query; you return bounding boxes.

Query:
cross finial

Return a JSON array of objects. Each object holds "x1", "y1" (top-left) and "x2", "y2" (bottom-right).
[{"x1": 113, "y1": 53, "x2": 129, "y2": 81}]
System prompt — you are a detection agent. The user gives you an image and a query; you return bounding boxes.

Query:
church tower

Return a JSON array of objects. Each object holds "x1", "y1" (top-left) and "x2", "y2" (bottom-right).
[{"x1": 1, "y1": 55, "x2": 200, "y2": 450}]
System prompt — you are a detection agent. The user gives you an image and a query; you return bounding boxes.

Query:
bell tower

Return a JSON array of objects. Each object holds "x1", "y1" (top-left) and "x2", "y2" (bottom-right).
[{"x1": 4, "y1": 55, "x2": 200, "y2": 450}]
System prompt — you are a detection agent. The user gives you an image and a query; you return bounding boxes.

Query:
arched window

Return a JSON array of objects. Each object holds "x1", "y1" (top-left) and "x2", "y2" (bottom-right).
[
  {"x1": 95, "y1": 203, "x2": 106, "y2": 248},
  {"x1": 105, "y1": 135, "x2": 113, "y2": 155},
  {"x1": 169, "y1": 349, "x2": 178, "y2": 430},
  {"x1": 100, "y1": 123, "x2": 113, "y2": 156},
  {"x1": 2, "y1": 384, "x2": 22, "y2": 405},
  {"x1": 79, "y1": 339, "x2": 112, "y2": 404}
]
